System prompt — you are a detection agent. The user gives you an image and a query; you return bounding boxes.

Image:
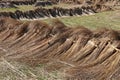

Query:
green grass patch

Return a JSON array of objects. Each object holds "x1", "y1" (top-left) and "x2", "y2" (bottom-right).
[
  {"x1": 0, "y1": 3, "x2": 80, "y2": 12},
  {"x1": 1, "y1": 4, "x2": 119, "y2": 30},
  {"x1": 0, "y1": 5, "x2": 36, "y2": 12},
  {"x1": 43, "y1": 10, "x2": 120, "y2": 30}
]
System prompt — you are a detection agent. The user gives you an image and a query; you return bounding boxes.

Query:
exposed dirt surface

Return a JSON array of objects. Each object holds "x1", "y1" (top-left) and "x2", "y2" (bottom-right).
[{"x1": 0, "y1": 17, "x2": 120, "y2": 80}]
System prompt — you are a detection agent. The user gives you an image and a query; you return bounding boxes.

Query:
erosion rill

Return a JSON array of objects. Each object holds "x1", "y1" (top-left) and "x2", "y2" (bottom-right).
[{"x1": 0, "y1": 17, "x2": 120, "y2": 80}]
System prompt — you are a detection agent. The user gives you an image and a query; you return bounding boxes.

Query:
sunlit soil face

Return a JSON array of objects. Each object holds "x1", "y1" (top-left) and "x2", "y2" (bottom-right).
[
  {"x1": 0, "y1": 0, "x2": 120, "y2": 80},
  {"x1": 0, "y1": 17, "x2": 120, "y2": 80}
]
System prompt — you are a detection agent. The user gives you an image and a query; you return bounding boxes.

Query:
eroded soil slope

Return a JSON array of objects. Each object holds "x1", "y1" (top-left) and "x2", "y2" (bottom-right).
[{"x1": 0, "y1": 17, "x2": 120, "y2": 80}]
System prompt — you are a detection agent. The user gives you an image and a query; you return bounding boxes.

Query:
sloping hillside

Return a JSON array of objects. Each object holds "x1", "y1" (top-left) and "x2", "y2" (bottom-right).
[{"x1": 0, "y1": 17, "x2": 120, "y2": 80}]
